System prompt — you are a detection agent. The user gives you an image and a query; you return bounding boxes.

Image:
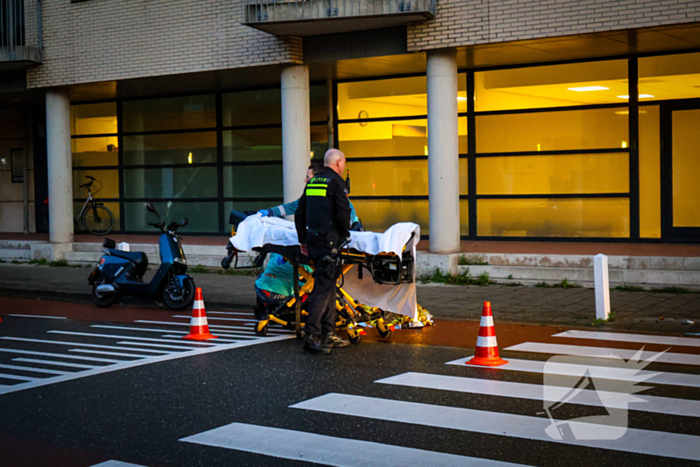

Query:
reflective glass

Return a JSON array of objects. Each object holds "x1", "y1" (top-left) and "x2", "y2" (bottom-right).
[
  {"x1": 223, "y1": 165, "x2": 283, "y2": 198},
  {"x1": 72, "y1": 169, "x2": 119, "y2": 199},
  {"x1": 123, "y1": 132, "x2": 216, "y2": 166},
  {"x1": 123, "y1": 167, "x2": 217, "y2": 199},
  {"x1": 339, "y1": 118, "x2": 468, "y2": 158},
  {"x1": 223, "y1": 89, "x2": 281, "y2": 127},
  {"x1": 477, "y1": 198, "x2": 630, "y2": 237},
  {"x1": 639, "y1": 52, "x2": 700, "y2": 102},
  {"x1": 475, "y1": 60, "x2": 628, "y2": 112},
  {"x1": 71, "y1": 137, "x2": 119, "y2": 167},
  {"x1": 346, "y1": 159, "x2": 428, "y2": 197},
  {"x1": 639, "y1": 106, "x2": 661, "y2": 238},
  {"x1": 70, "y1": 103, "x2": 117, "y2": 136},
  {"x1": 476, "y1": 108, "x2": 628, "y2": 153},
  {"x1": 223, "y1": 128, "x2": 282, "y2": 162},
  {"x1": 123, "y1": 95, "x2": 216, "y2": 132},
  {"x1": 477, "y1": 154, "x2": 629, "y2": 195},
  {"x1": 350, "y1": 199, "x2": 429, "y2": 234},
  {"x1": 124, "y1": 201, "x2": 218, "y2": 233},
  {"x1": 74, "y1": 201, "x2": 120, "y2": 232},
  {"x1": 671, "y1": 109, "x2": 700, "y2": 227},
  {"x1": 338, "y1": 76, "x2": 427, "y2": 120}
]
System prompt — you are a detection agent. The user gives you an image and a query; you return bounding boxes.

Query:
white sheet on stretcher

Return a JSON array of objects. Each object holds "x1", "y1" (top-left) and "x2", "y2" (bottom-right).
[{"x1": 230, "y1": 214, "x2": 420, "y2": 320}]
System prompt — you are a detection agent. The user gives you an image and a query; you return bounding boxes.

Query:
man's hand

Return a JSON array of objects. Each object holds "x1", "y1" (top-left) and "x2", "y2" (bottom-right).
[{"x1": 300, "y1": 243, "x2": 308, "y2": 256}]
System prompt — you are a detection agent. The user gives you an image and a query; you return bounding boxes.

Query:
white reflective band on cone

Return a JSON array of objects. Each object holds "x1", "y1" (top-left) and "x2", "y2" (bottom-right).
[
  {"x1": 476, "y1": 335, "x2": 498, "y2": 348},
  {"x1": 480, "y1": 316, "x2": 494, "y2": 327},
  {"x1": 190, "y1": 317, "x2": 208, "y2": 327},
  {"x1": 193, "y1": 300, "x2": 205, "y2": 310}
]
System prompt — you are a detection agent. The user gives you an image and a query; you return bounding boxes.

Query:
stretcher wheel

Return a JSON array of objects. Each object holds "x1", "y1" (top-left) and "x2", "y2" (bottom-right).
[
  {"x1": 349, "y1": 333, "x2": 362, "y2": 345},
  {"x1": 377, "y1": 327, "x2": 392, "y2": 339},
  {"x1": 254, "y1": 323, "x2": 268, "y2": 336}
]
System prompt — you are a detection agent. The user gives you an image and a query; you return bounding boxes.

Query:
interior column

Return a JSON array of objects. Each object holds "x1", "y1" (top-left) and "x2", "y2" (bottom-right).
[{"x1": 427, "y1": 49, "x2": 460, "y2": 253}]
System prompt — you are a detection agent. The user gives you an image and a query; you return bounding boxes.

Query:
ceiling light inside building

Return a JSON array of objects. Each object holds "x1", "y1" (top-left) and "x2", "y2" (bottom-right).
[
  {"x1": 568, "y1": 86, "x2": 609, "y2": 92},
  {"x1": 457, "y1": 97, "x2": 468, "y2": 101},
  {"x1": 617, "y1": 94, "x2": 655, "y2": 99}
]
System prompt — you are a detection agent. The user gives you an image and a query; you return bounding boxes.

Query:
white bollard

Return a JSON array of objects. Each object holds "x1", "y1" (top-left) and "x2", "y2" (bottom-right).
[{"x1": 594, "y1": 254, "x2": 610, "y2": 320}]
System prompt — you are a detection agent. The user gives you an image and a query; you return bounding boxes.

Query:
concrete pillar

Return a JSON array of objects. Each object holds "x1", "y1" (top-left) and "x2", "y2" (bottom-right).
[
  {"x1": 427, "y1": 49, "x2": 460, "y2": 253},
  {"x1": 281, "y1": 64, "x2": 311, "y2": 206},
  {"x1": 46, "y1": 87, "x2": 74, "y2": 244}
]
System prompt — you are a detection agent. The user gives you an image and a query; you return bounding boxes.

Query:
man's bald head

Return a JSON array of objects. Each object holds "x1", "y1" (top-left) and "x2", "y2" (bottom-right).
[{"x1": 324, "y1": 149, "x2": 346, "y2": 176}]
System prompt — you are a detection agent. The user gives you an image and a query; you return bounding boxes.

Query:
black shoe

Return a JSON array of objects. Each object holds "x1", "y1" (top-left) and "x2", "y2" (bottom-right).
[
  {"x1": 322, "y1": 332, "x2": 350, "y2": 348},
  {"x1": 303, "y1": 334, "x2": 332, "y2": 355}
]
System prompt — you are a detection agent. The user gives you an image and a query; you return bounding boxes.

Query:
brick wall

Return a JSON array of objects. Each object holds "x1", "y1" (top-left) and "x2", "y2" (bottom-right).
[
  {"x1": 27, "y1": 0, "x2": 303, "y2": 89},
  {"x1": 408, "y1": 0, "x2": 700, "y2": 51}
]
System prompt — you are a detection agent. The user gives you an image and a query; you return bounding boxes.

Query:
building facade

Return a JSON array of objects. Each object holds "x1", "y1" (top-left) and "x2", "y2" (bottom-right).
[{"x1": 1, "y1": 0, "x2": 700, "y2": 251}]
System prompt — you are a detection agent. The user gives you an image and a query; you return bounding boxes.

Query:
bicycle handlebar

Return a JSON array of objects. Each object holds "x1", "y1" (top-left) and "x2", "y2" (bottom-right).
[{"x1": 86, "y1": 175, "x2": 95, "y2": 181}]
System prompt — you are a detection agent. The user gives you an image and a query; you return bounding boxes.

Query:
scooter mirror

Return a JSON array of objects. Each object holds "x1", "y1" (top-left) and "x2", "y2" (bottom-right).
[
  {"x1": 145, "y1": 202, "x2": 160, "y2": 218},
  {"x1": 180, "y1": 218, "x2": 189, "y2": 227}
]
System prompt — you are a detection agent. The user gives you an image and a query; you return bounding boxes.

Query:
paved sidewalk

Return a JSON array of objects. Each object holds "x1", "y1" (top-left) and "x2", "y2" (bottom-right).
[{"x1": 1, "y1": 263, "x2": 699, "y2": 335}]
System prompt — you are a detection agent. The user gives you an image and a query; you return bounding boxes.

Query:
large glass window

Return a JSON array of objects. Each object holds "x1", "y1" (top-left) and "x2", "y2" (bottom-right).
[
  {"x1": 475, "y1": 60, "x2": 628, "y2": 112},
  {"x1": 477, "y1": 198, "x2": 630, "y2": 237},
  {"x1": 71, "y1": 137, "x2": 119, "y2": 167},
  {"x1": 124, "y1": 201, "x2": 218, "y2": 233},
  {"x1": 71, "y1": 103, "x2": 117, "y2": 135},
  {"x1": 639, "y1": 52, "x2": 700, "y2": 102},
  {"x1": 639, "y1": 106, "x2": 661, "y2": 238},
  {"x1": 123, "y1": 132, "x2": 217, "y2": 166},
  {"x1": 122, "y1": 95, "x2": 216, "y2": 133}
]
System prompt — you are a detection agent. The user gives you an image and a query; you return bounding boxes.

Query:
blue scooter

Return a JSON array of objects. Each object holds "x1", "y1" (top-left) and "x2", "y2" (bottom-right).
[{"x1": 88, "y1": 203, "x2": 195, "y2": 310}]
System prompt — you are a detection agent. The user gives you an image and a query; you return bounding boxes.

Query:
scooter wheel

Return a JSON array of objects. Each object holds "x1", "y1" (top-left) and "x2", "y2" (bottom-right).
[
  {"x1": 377, "y1": 327, "x2": 392, "y2": 339},
  {"x1": 163, "y1": 277, "x2": 195, "y2": 311},
  {"x1": 92, "y1": 283, "x2": 118, "y2": 308},
  {"x1": 254, "y1": 323, "x2": 268, "y2": 336}
]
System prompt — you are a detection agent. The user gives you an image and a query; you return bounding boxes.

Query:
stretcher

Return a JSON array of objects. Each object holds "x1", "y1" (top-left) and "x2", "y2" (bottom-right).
[{"x1": 222, "y1": 211, "x2": 433, "y2": 342}]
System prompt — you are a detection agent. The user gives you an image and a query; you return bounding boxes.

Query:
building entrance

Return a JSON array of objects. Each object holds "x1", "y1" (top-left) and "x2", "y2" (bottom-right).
[{"x1": 662, "y1": 102, "x2": 700, "y2": 242}]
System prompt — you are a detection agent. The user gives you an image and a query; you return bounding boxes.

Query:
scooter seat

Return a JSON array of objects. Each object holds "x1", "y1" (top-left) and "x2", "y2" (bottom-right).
[{"x1": 109, "y1": 249, "x2": 148, "y2": 270}]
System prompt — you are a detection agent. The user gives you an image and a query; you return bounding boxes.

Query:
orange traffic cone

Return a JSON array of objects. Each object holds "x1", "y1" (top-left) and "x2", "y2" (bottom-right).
[
  {"x1": 183, "y1": 288, "x2": 217, "y2": 340},
  {"x1": 465, "y1": 301, "x2": 507, "y2": 367}
]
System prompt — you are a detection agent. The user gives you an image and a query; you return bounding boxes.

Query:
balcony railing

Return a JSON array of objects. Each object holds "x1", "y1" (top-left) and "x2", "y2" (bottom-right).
[
  {"x1": 244, "y1": 0, "x2": 436, "y2": 36},
  {"x1": 1, "y1": 0, "x2": 42, "y2": 67}
]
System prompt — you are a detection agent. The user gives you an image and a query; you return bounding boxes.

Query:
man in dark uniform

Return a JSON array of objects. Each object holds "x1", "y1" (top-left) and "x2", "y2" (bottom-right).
[{"x1": 295, "y1": 149, "x2": 351, "y2": 355}]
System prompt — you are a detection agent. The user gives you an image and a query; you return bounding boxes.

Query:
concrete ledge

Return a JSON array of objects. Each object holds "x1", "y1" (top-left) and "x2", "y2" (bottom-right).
[
  {"x1": 31, "y1": 242, "x2": 73, "y2": 261},
  {"x1": 416, "y1": 252, "x2": 461, "y2": 276}
]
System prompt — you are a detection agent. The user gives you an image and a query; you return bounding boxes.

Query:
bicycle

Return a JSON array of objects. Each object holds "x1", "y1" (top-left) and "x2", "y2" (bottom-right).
[{"x1": 76, "y1": 175, "x2": 115, "y2": 235}]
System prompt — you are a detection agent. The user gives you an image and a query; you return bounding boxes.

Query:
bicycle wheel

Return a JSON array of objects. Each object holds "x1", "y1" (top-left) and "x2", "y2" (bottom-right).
[{"x1": 82, "y1": 204, "x2": 115, "y2": 235}]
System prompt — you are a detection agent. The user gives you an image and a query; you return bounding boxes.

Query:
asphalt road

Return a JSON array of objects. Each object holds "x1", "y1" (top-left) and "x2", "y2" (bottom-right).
[{"x1": 0, "y1": 298, "x2": 699, "y2": 467}]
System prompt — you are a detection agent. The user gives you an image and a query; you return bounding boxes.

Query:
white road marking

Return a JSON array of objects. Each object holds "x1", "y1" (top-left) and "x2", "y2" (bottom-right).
[
  {"x1": 8, "y1": 314, "x2": 67, "y2": 319},
  {"x1": 68, "y1": 349, "x2": 151, "y2": 359},
  {"x1": 115, "y1": 342, "x2": 203, "y2": 351},
  {"x1": 13, "y1": 358, "x2": 97, "y2": 369},
  {"x1": 160, "y1": 335, "x2": 245, "y2": 344},
  {"x1": 0, "y1": 373, "x2": 35, "y2": 382},
  {"x1": 93, "y1": 325, "x2": 259, "y2": 338},
  {"x1": 47, "y1": 331, "x2": 217, "y2": 346},
  {"x1": 446, "y1": 357, "x2": 700, "y2": 388},
  {"x1": 181, "y1": 422, "x2": 528, "y2": 467},
  {"x1": 0, "y1": 364, "x2": 68, "y2": 376},
  {"x1": 0, "y1": 337, "x2": 170, "y2": 354},
  {"x1": 0, "y1": 335, "x2": 293, "y2": 396},
  {"x1": 553, "y1": 330, "x2": 700, "y2": 348},
  {"x1": 0, "y1": 348, "x2": 121, "y2": 363},
  {"x1": 206, "y1": 311, "x2": 255, "y2": 316},
  {"x1": 173, "y1": 315, "x2": 258, "y2": 323},
  {"x1": 291, "y1": 393, "x2": 700, "y2": 461},
  {"x1": 377, "y1": 372, "x2": 700, "y2": 418},
  {"x1": 505, "y1": 342, "x2": 700, "y2": 366},
  {"x1": 135, "y1": 320, "x2": 292, "y2": 334}
]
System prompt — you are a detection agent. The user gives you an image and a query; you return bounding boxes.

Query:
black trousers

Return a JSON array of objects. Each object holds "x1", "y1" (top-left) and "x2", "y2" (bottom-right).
[{"x1": 306, "y1": 244, "x2": 338, "y2": 336}]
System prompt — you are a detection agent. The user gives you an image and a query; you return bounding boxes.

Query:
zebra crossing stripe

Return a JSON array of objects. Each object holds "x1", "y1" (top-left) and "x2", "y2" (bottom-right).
[
  {"x1": 172, "y1": 315, "x2": 259, "y2": 323},
  {"x1": 89, "y1": 460, "x2": 149, "y2": 467},
  {"x1": 291, "y1": 393, "x2": 700, "y2": 460},
  {"x1": 0, "y1": 348, "x2": 121, "y2": 363},
  {"x1": 446, "y1": 357, "x2": 700, "y2": 388},
  {"x1": 180, "y1": 422, "x2": 529, "y2": 467},
  {"x1": 0, "y1": 337, "x2": 170, "y2": 354},
  {"x1": 553, "y1": 330, "x2": 700, "y2": 348},
  {"x1": 505, "y1": 342, "x2": 700, "y2": 366},
  {"x1": 377, "y1": 372, "x2": 700, "y2": 417},
  {"x1": 47, "y1": 331, "x2": 217, "y2": 346},
  {"x1": 0, "y1": 364, "x2": 68, "y2": 376},
  {"x1": 0, "y1": 372, "x2": 35, "y2": 382}
]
